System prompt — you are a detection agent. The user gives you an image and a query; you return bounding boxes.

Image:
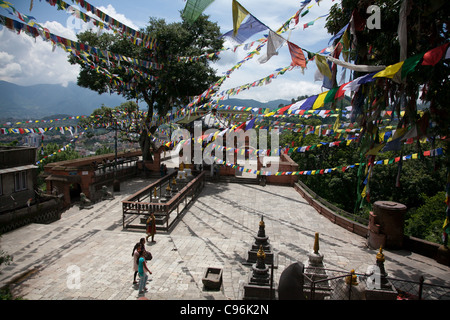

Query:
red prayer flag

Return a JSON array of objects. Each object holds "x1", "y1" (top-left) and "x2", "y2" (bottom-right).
[
  {"x1": 422, "y1": 43, "x2": 449, "y2": 66},
  {"x1": 336, "y1": 81, "x2": 351, "y2": 99},
  {"x1": 287, "y1": 41, "x2": 306, "y2": 68},
  {"x1": 278, "y1": 104, "x2": 292, "y2": 115}
]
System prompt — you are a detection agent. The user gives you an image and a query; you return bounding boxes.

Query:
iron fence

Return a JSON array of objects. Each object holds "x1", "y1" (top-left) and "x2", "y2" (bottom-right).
[{"x1": 302, "y1": 267, "x2": 450, "y2": 300}]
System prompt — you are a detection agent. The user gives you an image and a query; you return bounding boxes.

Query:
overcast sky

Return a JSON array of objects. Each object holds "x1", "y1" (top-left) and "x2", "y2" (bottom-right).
[{"x1": 0, "y1": 0, "x2": 338, "y2": 103}]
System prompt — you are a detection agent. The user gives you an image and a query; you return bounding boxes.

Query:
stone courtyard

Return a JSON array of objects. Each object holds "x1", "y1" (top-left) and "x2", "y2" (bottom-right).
[{"x1": 0, "y1": 174, "x2": 449, "y2": 301}]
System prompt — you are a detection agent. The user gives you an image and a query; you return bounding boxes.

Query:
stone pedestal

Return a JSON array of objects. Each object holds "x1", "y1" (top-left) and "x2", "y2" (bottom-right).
[
  {"x1": 368, "y1": 201, "x2": 406, "y2": 249},
  {"x1": 79, "y1": 193, "x2": 93, "y2": 210}
]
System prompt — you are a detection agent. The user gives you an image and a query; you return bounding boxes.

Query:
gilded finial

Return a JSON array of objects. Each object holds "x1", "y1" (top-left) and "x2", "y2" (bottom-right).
[
  {"x1": 172, "y1": 177, "x2": 177, "y2": 185},
  {"x1": 259, "y1": 215, "x2": 265, "y2": 227},
  {"x1": 166, "y1": 184, "x2": 171, "y2": 191},
  {"x1": 345, "y1": 269, "x2": 358, "y2": 286},
  {"x1": 179, "y1": 162, "x2": 184, "y2": 171},
  {"x1": 313, "y1": 232, "x2": 319, "y2": 254},
  {"x1": 153, "y1": 188, "x2": 157, "y2": 197},
  {"x1": 257, "y1": 245, "x2": 266, "y2": 260},
  {"x1": 376, "y1": 246, "x2": 385, "y2": 263}
]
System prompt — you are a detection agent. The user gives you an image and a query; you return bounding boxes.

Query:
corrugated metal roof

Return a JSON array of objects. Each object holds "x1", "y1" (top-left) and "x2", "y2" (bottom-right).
[{"x1": 0, "y1": 164, "x2": 38, "y2": 174}]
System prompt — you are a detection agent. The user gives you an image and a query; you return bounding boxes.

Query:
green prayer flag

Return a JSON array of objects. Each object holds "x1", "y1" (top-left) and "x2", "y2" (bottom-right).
[
  {"x1": 182, "y1": 0, "x2": 215, "y2": 23},
  {"x1": 324, "y1": 87, "x2": 339, "y2": 104},
  {"x1": 401, "y1": 53, "x2": 424, "y2": 79}
]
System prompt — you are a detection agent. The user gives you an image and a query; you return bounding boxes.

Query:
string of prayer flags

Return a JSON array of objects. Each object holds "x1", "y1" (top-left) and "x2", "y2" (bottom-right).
[
  {"x1": 63, "y1": 0, "x2": 158, "y2": 49},
  {"x1": 44, "y1": 0, "x2": 113, "y2": 32},
  {"x1": 303, "y1": 14, "x2": 328, "y2": 29},
  {"x1": 211, "y1": 148, "x2": 444, "y2": 177}
]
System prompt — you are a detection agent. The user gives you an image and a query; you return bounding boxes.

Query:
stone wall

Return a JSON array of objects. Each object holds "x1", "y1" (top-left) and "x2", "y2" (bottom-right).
[
  {"x1": 0, "y1": 196, "x2": 64, "y2": 234},
  {"x1": 293, "y1": 180, "x2": 448, "y2": 266}
]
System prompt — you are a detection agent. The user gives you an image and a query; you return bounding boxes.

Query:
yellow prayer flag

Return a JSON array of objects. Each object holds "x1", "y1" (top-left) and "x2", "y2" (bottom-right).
[
  {"x1": 312, "y1": 92, "x2": 327, "y2": 110},
  {"x1": 361, "y1": 185, "x2": 367, "y2": 198},
  {"x1": 373, "y1": 61, "x2": 404, "y2": 79},
  {"x1": 333, "y1": 114, "x2": 340, "y2": 131},
  {"x1": 232, "y1": 0, "x2": 249, "y2": 36},
  {"x1": 315, "y1": 54, "x2": 332, "y2": 79},
  {"x1": 412, "y1": 153, "x2": 418, "y2": 159}
]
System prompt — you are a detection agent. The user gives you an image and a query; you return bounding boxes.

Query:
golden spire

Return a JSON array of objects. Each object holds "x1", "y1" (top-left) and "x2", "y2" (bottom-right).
[
  {"x1": 313, "y1": 232, "x2": 319, "y2": 254},
  {"x1": 376, "y1": 246, "x2": 385, "y2": 263},
  {"x1": 345, "y1": 269, "x2": 358, "y2": 286},
  {"x1": 259, "y1": 216, "x2": 265, "y2": 227}
]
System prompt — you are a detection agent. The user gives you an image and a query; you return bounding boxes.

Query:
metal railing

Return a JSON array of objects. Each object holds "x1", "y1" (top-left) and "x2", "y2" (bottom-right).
[
  {"x1": 122, "y1": 171, "x2": 205, "y2": 232},
  {"x1": 302, "y1": 268, "x2": 450, "y2": 300}
]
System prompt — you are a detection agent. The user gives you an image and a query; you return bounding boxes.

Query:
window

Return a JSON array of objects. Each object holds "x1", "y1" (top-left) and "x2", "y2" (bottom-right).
[{"x1": 14, "y1": 171, "x2": 27, "y2": 192}]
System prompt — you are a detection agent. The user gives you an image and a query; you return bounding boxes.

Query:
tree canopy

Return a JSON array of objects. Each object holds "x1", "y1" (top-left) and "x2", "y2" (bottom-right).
[{"x1": 69, "y1": 14, "x2": 224, "y2": 160}]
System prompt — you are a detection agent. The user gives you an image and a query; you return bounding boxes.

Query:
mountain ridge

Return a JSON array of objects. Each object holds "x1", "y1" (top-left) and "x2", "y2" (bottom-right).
[{"x1": 0, "y1": 81, "x2": 292, "y2": 120}]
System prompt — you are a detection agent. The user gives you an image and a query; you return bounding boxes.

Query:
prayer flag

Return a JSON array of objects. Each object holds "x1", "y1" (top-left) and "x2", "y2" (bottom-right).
[
  {"x1": 401, "y1": 53, "x2": 424, "y2": 79},
  {"x1": 287, "y1": 41, "x2": 306, "y2": 68},
  {"x1": 258, "y1": 30, "x2": 286, "y2": 64},
  {"x1": 245, "y1": 118, "x2": 256, "y2": 131},
  {"x1": 182, "y1": 0, "x2": 216, "y2": 23},
  {"x1": 314, "y1": 54, "x2": 332, "y2": 79},
  {"x1": 232, "y1": 0, "x2": 249, "y2": 36},
  {"x1": 422, "y1": 43, "x2": 449, "y2": 66},
  {"x1": 373, "y1": 61, "x2": 404, "y2": 79},
  {"x1": 312, "y1": 92, "x2": 327, "y2": 109},
  {"x1": 221, "y1": 14, "x2": 268, "y2": 44}
]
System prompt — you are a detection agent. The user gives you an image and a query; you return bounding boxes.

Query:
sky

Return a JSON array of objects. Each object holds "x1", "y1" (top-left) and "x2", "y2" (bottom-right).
[{"x1": 0, "y1": 0, "x2": 339, "y2": 104}]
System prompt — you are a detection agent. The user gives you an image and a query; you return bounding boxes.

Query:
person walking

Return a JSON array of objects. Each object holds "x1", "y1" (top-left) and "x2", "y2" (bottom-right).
[
  {"x1": 137, "y1": 250, "x2": 152, "y2": 295},
  {"x1": 132, "y1": 243, "x2": 141, "y2": 285},
  {"x1": 145, "y1": 213, "x2": 156, "y2": 243}
]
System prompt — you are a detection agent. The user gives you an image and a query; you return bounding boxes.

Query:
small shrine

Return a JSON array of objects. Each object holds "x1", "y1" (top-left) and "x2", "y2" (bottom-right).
[
  {"x1": 303, "y1": 232, "x2": 331, "y2": 299},
  {"x1": 246, "y1": 216, "x2": 277, "y2": 267},
  {"x1": 243, "y1": 245, "x2": 275, "y2": 300},
  {"x1": 365, "y1": 247, "x2": 397, "y2": 300}
]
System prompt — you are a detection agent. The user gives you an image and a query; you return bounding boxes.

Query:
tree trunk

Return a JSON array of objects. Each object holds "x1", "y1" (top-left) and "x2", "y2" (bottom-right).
[{"x1": 140, "y1": 90, "x2": 158, "y2": 162}]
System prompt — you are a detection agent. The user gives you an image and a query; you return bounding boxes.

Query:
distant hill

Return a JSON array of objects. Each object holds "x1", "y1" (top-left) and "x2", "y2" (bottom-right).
[
  {"x1": 0, "y1": 80, "x2": 127, "y2": 120},
  {"x1": 0, "y1": 80, "x2": 295, "y2": 121},
  {"x1": 219, "y1": 98, "x2": 291, "y2": 109}
]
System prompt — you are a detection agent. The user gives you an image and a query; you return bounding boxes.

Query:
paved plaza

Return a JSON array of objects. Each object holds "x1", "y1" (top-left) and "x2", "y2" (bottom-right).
[{"x1": 1, "y1": 174, "x2": 449, "y2": 301}]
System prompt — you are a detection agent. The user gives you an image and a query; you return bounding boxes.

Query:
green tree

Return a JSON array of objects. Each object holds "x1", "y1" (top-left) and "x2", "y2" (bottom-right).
[
  {"x1": 69, "y1": 14, "x2": 224, "y2": 161},
  {"x1": 405, "y1": 192, "x2": 447, "y2": 243}
]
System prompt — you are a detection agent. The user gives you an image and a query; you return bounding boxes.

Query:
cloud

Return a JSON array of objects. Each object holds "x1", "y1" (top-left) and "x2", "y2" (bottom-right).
[
  {"x1": 0, "y1": 25, "x2": 79, "y2": 87},
  {"x1": 0, "y1": 4, "x2": 138, "y2": 88},
  {"x1": 97, "y1": 4, "x2": 140, "y2": 30}
]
